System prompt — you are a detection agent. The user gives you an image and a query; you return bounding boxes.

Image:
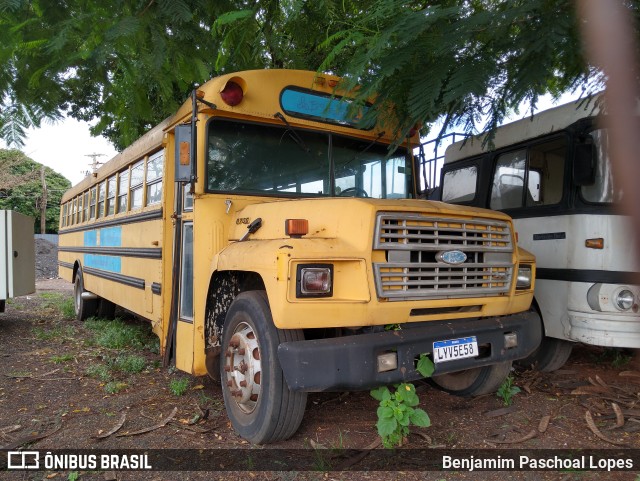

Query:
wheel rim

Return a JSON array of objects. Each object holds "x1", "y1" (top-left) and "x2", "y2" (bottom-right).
[
  {"x1": 432, "y1": 367, "x2": 482, "y2": 391},
  {"x1": 223, "y1": 321, "x2": 262, "y2": 414}
]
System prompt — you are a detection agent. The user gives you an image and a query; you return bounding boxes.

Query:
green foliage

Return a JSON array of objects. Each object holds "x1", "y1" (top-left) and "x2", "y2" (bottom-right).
[
  {"x1": 169, "y1": 377, "x2": 190, "y2": 396},
  {"x1": 85, "y1": 363, "x2": 111, "y2": 381},
  {"x1": 112, "y1": 354, "x2": 146, "y2": 373},
  {"x1": 371, "y1": 383, "x2": 431, "y2": 448},
  {"x1": 67, "y1": 472, "x2": 79, "y2": 481},
  {"x1": 0, "y1": 149, "x2": 70, "y2": 233},
  {"x1": 496, "y1": 375, "x2": 521, "y2": 406},
  {"x1": 104, "y1": 381, "x2": 127, "y2": 394},
  {"x1": 84, "y1": 317, "x2": 157, "y2": 351},
  {"x1": 50, "y1": 354, "x2": 74, "y2": 363},
  {"x1": 40, "y1": 292, "x2": 75, "y2": 318}
]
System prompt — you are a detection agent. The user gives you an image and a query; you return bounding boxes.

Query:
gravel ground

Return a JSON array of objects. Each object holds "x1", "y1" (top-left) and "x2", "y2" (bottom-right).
[{"x1": 35, "y1": 238, "x2": 59, "y2": 280}]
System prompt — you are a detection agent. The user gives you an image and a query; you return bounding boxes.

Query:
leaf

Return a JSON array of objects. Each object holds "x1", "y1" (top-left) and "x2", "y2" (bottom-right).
[
  {"x1": 410, "y1": 408, "x2": 431, "y2": 428},
  {"x1": 417, "y1": 356, "x2": 435, "y2": 378},
  {"x1": 377, "y1": 406, "x2": 394, "y2": 419},
  {"x1": 370, "y1": 386, "x2": 390, "y2": 402},
  {"x1": 376, "y1": 416, "x2": 397, "y2": 437}
]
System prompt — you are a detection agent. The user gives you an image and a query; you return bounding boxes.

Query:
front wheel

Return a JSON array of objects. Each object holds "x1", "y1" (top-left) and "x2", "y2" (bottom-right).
[
  {"x1": 220, "y1": 291, "x2": 307, "y2": 444},
  {"x1": 430, "y1": 361, "x2": 512, "y2": 397}
]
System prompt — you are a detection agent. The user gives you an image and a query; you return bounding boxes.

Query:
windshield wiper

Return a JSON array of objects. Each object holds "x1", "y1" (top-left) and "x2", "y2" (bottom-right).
[{"x1": 274, "y1": 112, "x2": 310, "y2": 153}]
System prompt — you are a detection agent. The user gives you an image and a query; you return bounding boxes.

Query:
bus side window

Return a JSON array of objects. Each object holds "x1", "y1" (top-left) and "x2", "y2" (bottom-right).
[
  {"x1": 61, "y1": 203, "x2": 67, "y2": 227},
  {"x1": 117, "y1": 169, "x2": 129, "y2": 213},
  {"x1": 130, "y1": 160, "x2": 144, "y2": 210},
  {"x1": 490, "y1": 150, "x2": 526, "y2": 210},
  {"x1": 106, "y1": 176, "x2": 116, "y2": 215},
  {"x1": 146, "y1": 151, "x2": 163, "y2": 206},
  {"x1": 82, "y1": 192, "x2": 89, "y2": 222},
  {"x1": 527, "y1": 138, "x2": 566, "y2": 206},
  {"x1": 97, "y1": 182, "x2": 106, "y2": 218},
  {"x1": 442, "y1": 165, "x2": 478, "y2": 203},
  {"x1": 89, "y1": 187, "x2": 97, "y2": 220}
]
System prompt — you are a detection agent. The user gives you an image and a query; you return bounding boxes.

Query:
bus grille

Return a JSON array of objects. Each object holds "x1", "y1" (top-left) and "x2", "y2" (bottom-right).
[{"x1": 373, "y1": 213, "x2": 513, "y2": 300}]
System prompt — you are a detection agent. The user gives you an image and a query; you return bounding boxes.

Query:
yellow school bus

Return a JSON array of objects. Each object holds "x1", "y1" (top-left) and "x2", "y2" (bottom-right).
[{"x1": 59, "y1": 69, "x2": 540, "y2": 444}]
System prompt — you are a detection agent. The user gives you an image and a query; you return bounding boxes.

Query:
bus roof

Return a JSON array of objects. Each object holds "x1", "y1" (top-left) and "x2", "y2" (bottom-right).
[
  {"x1": 63, "y1": 69, "x2": 411, "y2": 202},
  {"x1": 444, "y1": 95, "x2": 602, "y2": 164}
]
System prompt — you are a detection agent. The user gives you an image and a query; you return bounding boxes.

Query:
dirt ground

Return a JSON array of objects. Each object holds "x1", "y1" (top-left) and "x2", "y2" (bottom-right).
[{"x1": 1, "y1": 279, "x2": 640, "y2": 481}]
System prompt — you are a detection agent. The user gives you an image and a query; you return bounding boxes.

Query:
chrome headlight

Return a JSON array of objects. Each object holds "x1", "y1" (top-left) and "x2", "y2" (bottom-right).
[
  {"x1": 615, "y1": 289, "x2": 635, "y2": 311},
  {"x1": 516, "y1": 266, "x2": 532, "y2": 290}
]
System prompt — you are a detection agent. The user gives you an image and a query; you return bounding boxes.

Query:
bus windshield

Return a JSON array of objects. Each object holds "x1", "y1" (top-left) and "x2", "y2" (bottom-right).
[
  {"x1": 581, "y1": 129, "x2": 624, "y2": 204},
  {"x1": 206, "y1": 119, "x2": 411, "y2": 198}
]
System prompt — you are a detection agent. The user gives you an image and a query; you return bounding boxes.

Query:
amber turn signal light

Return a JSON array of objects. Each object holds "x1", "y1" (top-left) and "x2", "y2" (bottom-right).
[
  {"x1": 285, "y1": 219, "x2": 308, "y2": 237},
  {"x1": 585, "y1": 238, "x2": 604, "y2": 249}
]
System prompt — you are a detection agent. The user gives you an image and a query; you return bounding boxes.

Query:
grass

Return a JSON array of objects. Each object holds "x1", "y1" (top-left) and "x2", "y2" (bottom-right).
[
  {"x1": 84, "y1": 317, "x2": 159, "y2": 352},
  {"x1": 169, "y1": 378, "x2": 190, "y2": 396},
  {"x1": 112, "y1": 354, "x2": 147, "y2": 373},
  {"x1": 50, "y1": 354, "x2": 75, "y2": 364},
  {"x1": 85, "y1": 364, "x2": 111, "y2": 381},
  {"x1": 104, "y1": 381, "x2": 128, "y2": 394},
  {"x1": 40, "y1": 292, "x2": 75, "y2": 318},
  {"x1": 33, "y1": 324, "x2": 76, "y2": 341}
]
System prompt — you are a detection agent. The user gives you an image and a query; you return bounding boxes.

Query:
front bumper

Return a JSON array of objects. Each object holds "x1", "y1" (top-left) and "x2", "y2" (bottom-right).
[{"x1": 278, "y1": 311, "x2": 542, "y2": 392}]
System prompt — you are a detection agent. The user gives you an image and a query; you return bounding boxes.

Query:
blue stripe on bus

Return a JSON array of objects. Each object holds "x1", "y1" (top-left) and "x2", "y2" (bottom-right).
[
  {"x1": 84, "y1": 230, "x2": 98, "y2": 247},
  {"x1": 83, "y1": 227, "x2": 123, "y2": 272},
  {"x1": 100, "y1": 227, "x2": 122, "y2": 247},
  {"x1": 84, "y1": 254, "x2": 122, "y2": 273}
]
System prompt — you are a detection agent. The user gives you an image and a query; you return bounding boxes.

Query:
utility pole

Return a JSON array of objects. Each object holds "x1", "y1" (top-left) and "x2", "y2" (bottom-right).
[
  {"x1": 40, "y1": 165, "x2": 47, "y2": 234},
  {"x1": 85, "y1": 153, "x2": 105, "y2": 176}
]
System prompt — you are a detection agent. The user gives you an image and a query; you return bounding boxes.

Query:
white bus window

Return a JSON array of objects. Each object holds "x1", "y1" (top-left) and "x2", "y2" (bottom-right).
[
  {"x1": 89, "y1": 188, "x2": 97, "y2": 219},
  {"x1": 183, "y1": 185, "x2": 194, "y2": 211},
  {"x1": 97, "y1": 182, "x2": 106, "y2": 218},
  {"x1": 117, "y1": 169, "x2": 129, "y2": 213},
  {"x1": 61, "y1": 204, "x2": 67, "y2": 227},
  {"x1": 179, "y1": 223, "x2": 194, "y2": 321},
  {"x1": 582, "y1": 129, "x2": 624, "y2": 204},
  {"x1": 442, "y1": 166, "x2": 477, "y2": 203},
  {"x1": 82, "y1": 192, "x2": 89, "y2": 222},
  {"x1": 527, "y1": 138, "x2": 566, "y2": 206},
  {"x1": 146, "y1": 151, "x2": 163, "y2": 206},
  {"x1": 130, "y1": 160, "x2": 144, "y2": 209},
  {"x1": 106, "y1": 177, "x2": 116, "y2": 216},
  {"x1": 490, "y1": 150, "x2": 526, "y2": 209}
]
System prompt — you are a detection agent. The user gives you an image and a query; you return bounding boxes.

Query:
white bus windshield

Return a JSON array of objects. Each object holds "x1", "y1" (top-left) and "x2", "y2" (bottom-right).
[
  {"x1": 581, "y1": 129, "x2": 624, "y2": 204},
  {"x1": 206, "y1": 119, "x2": 411, "y2": 198}
]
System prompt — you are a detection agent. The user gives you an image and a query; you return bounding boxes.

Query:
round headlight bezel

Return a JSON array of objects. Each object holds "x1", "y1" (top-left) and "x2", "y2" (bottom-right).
[{"x1": 614, "y1": 289, "x2": 635, "y2": 311}]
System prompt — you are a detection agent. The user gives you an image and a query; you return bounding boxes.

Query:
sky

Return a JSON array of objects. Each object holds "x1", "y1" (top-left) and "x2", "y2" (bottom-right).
[
  {"x1": 0, "y1": 118, "x2": 119, "y2": 185},
  {"x1": 0, "y1": 91, "x2": 583, "y2": 188}
]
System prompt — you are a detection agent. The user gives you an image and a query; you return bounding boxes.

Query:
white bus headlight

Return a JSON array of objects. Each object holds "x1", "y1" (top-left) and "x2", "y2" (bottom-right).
[
  {"x1": 516, "y1": 266, "x2": 532, "y2": 289},
  {"x1": 615, "y1": 289, "x2": 635, "y2": 311},
  {"x1": 297, "y1": 264, "x2": 333, "y2": 298}
]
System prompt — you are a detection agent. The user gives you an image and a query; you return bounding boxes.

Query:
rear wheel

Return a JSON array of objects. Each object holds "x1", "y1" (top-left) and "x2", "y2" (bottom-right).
[
  {"x1": 430, "y1": 361, "x2": 512, "y2": 396},
  {"x1": 97, "y1": 298, "x2": 116, "y2": 319},
  {"x1": 516, "y1": 337, "x2": 573, "y2": 372},
  {"x1": 220, "y1": 291, "x2": 307, "y2": 444},
  {"x1": 74, "y1": 269, "x2": 97, "y2": 322}
]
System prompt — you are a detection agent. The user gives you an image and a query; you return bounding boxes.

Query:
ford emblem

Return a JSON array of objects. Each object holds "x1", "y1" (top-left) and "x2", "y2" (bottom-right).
[{"x1": 436, "y1": 250, "x2": 467, "y2": 265}]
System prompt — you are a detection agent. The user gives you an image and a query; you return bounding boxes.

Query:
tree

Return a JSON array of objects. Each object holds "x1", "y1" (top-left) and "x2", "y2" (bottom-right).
[
  {"x1": 0, "y1": 149, "x2": 71, "y2": 233},
  {"x1": 1, "y1": 0, "x2": 638, "y2": 150}
]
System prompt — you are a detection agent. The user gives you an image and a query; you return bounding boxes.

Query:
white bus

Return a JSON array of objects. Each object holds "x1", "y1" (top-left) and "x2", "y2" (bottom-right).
[{"x1": 438, "y1": 98, "x2": 639, "y2": 370}]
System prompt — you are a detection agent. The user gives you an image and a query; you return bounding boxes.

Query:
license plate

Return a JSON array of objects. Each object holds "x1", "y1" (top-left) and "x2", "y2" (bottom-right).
[{"x1": 433, "y1": 336, "x2": 478, "y2": 363}]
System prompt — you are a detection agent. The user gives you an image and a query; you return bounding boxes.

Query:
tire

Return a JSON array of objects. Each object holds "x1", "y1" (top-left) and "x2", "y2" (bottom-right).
[
  {"x1": 430, "y1": 361, "x2": 513, "y2": 397},
  {"x1": 516, "y1": 336, "x2": 573, "y2": 372},
  {"x1": 97, "y1": 298, "x2": 116, "y2": 319},
  {"x1": 74, "y1": 268, "x2": 97, "y2": 322},
  {"x1": 220, "y1": 291, "x2": 307, "y2": 444}
]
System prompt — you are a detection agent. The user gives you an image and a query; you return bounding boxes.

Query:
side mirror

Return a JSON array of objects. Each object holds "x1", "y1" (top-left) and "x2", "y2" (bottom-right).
[
  {"x1": 174, "y1": 124, "x2": 192, "y2": 182},
  {"x1": 573, "y1": 140, "x2": 596, "y2": 186}
]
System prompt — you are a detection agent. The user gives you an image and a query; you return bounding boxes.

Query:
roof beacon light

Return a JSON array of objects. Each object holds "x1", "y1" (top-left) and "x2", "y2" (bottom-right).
[{"x1": 220, "y1": 81, "x2": 244, "y2": 106}]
